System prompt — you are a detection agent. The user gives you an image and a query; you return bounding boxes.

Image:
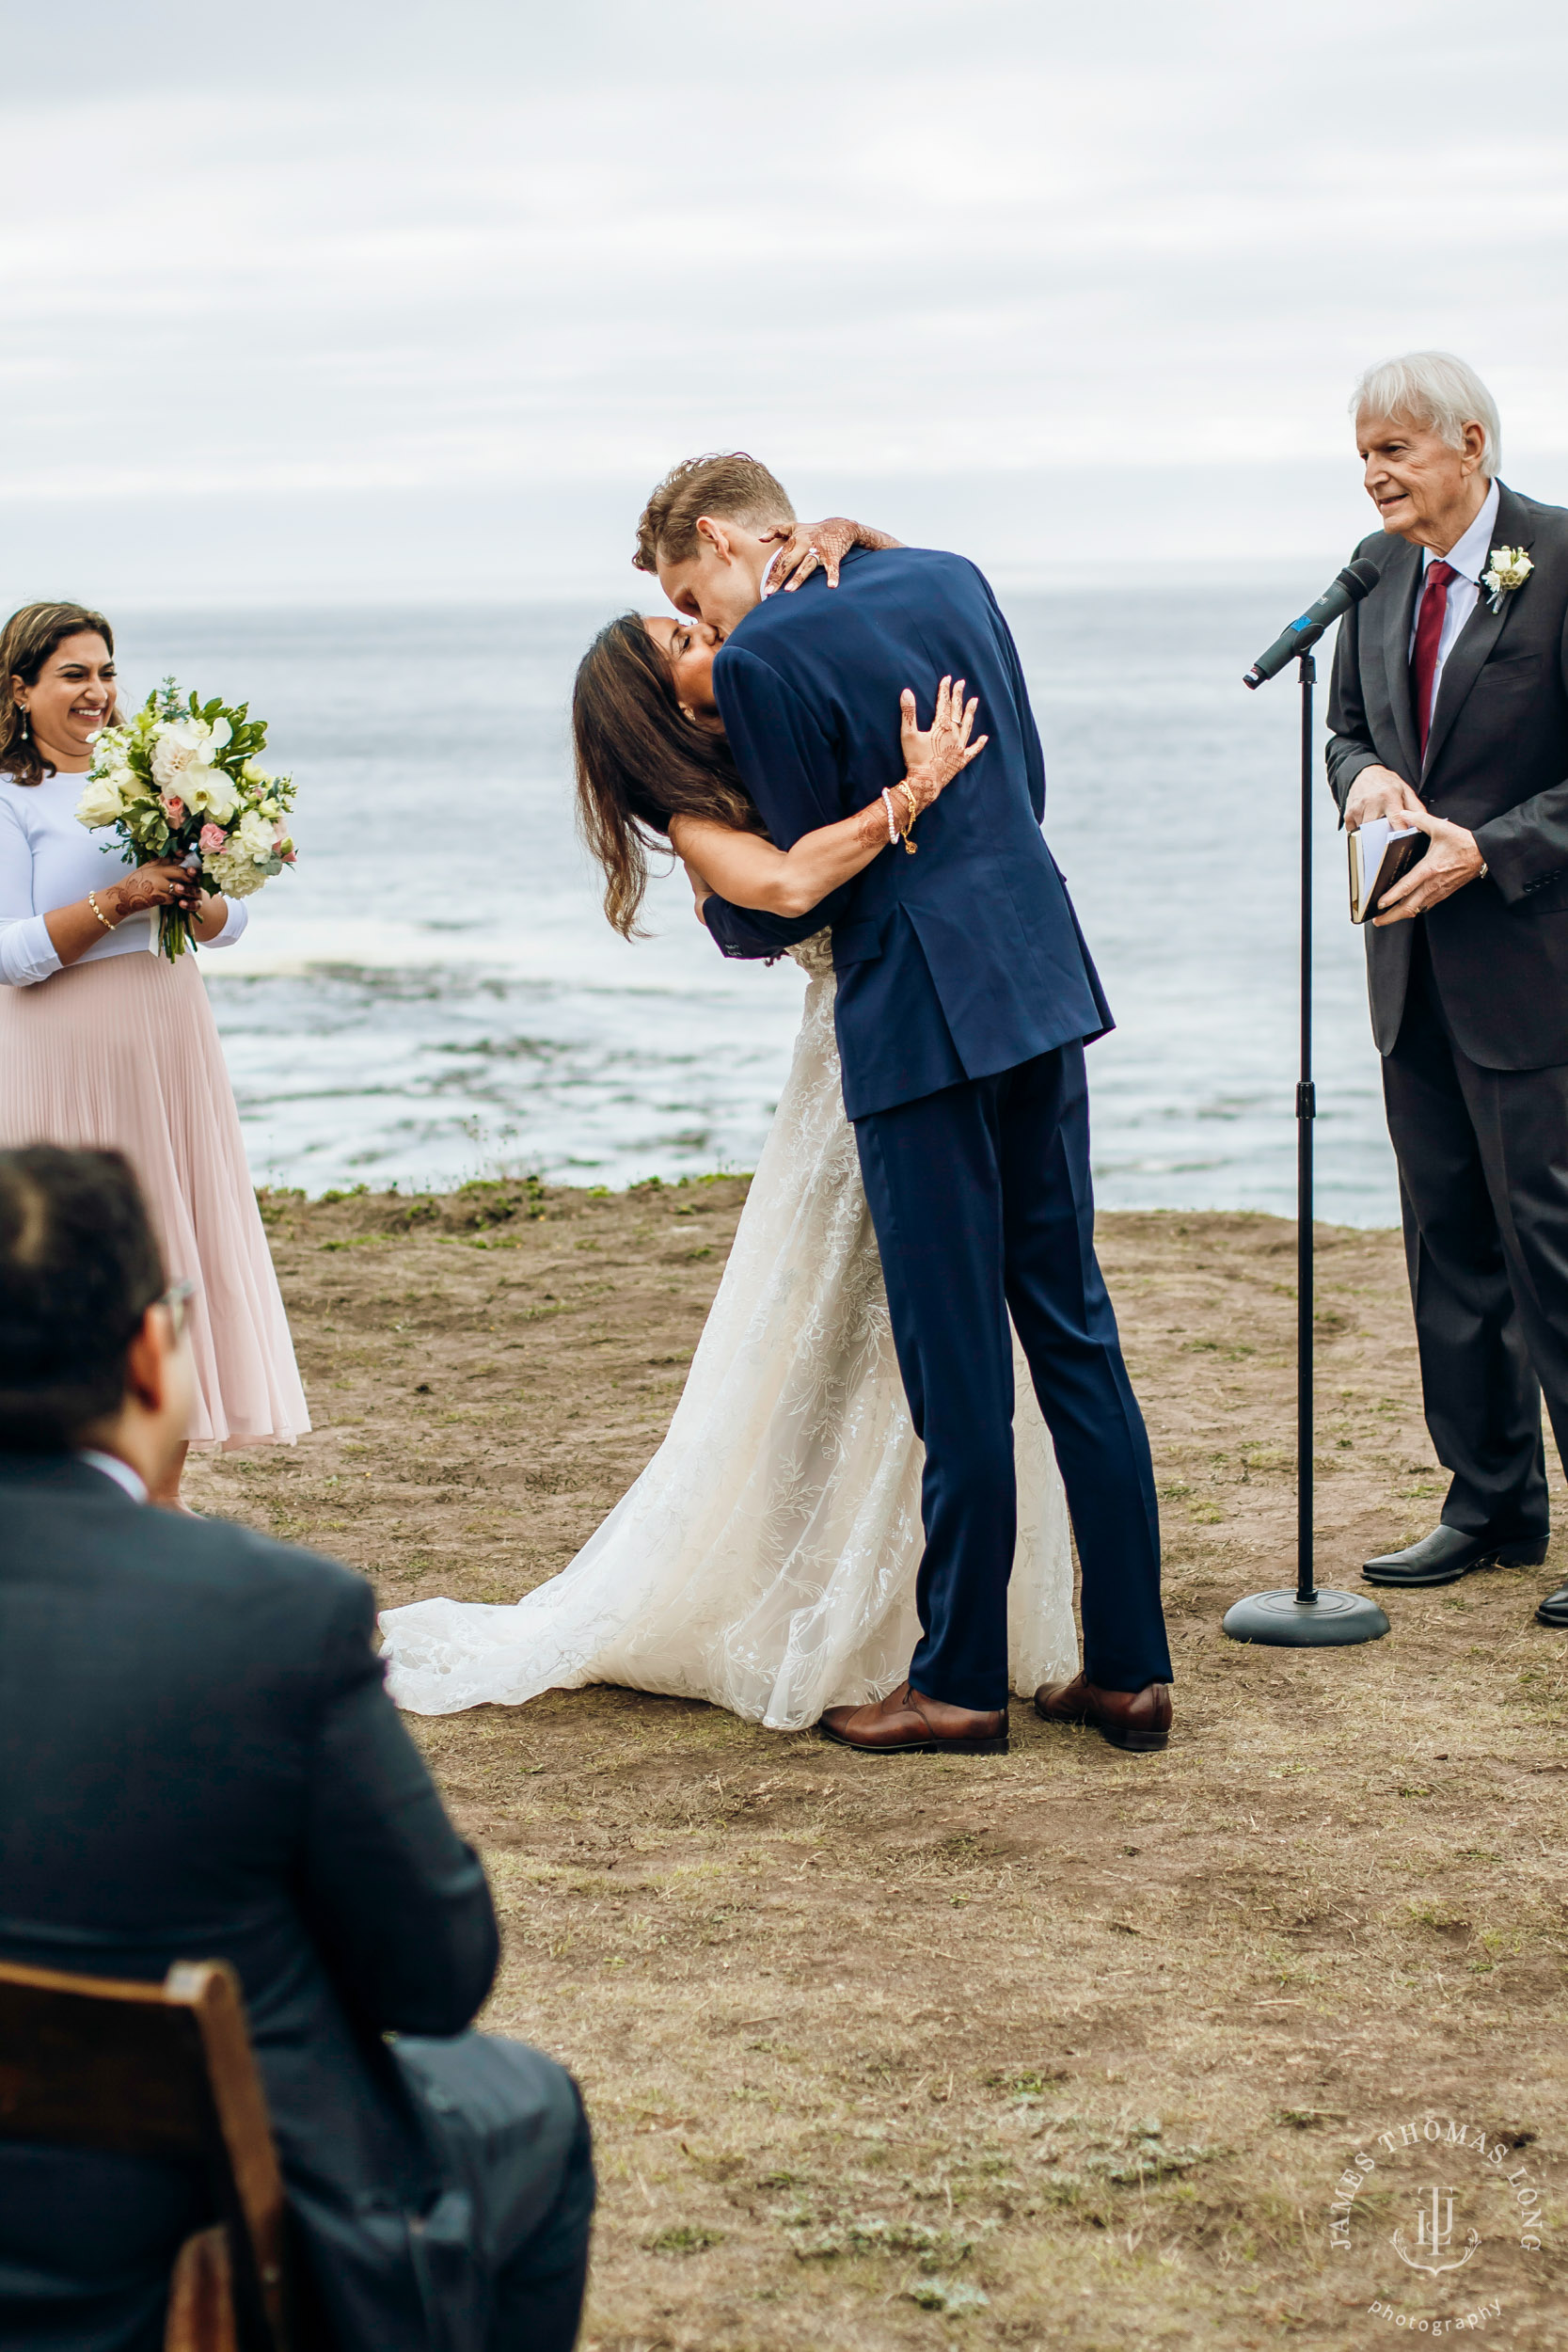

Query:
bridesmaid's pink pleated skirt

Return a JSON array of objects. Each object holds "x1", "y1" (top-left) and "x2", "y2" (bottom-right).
[{"x1": 0, "y1": 948, "x2": 310, "y2": 1448}]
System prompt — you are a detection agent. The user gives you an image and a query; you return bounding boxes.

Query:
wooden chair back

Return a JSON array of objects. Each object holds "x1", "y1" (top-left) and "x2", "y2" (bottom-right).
[{"x1": 0, "y1": 1956, "x2": 289, "y2": 2352}]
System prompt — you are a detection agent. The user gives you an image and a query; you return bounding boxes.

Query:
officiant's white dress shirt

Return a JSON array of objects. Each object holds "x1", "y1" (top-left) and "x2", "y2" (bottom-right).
[{"x1": 1407, "y1": 477, "x2": 1500, "y2": 730}]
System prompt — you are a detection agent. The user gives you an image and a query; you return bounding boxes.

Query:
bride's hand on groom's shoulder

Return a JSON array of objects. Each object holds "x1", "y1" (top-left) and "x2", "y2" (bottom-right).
[
  {"x1": 762, "y1": 517, "x2": 903, "y2": 595},
  {"x1": 900, "y1": 675, "x2": 989, "y2": 808}
]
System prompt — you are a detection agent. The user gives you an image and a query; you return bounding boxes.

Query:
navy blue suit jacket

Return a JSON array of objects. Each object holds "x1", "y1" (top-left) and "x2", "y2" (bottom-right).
[{"x1": 702, "y1": 545, "x2": 1110, "y2": 1120}]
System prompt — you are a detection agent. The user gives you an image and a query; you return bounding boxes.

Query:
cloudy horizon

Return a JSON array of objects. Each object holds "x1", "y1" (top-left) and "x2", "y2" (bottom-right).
[{"x1": 4, "y1": 0, "x2": 1566, "y2": 606}]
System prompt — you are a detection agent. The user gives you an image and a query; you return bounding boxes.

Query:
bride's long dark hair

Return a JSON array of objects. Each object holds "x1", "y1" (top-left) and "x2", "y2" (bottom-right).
[{"x1": 572, "y1": 615, "x2": 766, "y2": 938}]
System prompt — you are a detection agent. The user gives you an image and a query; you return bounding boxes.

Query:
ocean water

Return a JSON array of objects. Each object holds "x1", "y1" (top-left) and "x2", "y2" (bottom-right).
[{"x1": 109, "y1": 587, "x2": 1400, "y2": 1225}]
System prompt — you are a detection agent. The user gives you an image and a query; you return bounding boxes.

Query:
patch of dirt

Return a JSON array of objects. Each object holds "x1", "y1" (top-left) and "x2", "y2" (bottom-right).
[{"x1": 189, "y1": 1183, "x2": 1568, "y2": 2348}]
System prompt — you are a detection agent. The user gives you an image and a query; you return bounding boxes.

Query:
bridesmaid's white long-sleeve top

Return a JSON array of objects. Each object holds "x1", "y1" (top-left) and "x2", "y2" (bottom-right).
[{"x1": 0, "y1": 771, "x2": 247, "y2": 986}]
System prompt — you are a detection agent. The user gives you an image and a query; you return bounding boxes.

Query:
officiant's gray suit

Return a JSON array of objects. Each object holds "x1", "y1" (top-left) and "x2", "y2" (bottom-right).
[{"x1": 1327, "y1": 479, "x2": 1568, "y2": 1541}]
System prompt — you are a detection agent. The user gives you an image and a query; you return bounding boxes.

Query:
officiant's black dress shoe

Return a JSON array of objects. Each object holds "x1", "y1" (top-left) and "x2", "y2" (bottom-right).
[
  {"x1": 1537, "y1": 1583, "x2": 1568, "y2": 1628},
  {"x1": 819, "y1": 1683, "x2": 1009, "y2": 1756},
  {"x1": 1362, "y1": 1523, "x2": 1548, "y2": 1588}
]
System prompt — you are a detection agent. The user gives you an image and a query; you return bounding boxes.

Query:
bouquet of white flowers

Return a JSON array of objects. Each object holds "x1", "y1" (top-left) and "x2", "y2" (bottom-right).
[{"x1": 78, "y1": 680, "x2": 297, "y2": 958}]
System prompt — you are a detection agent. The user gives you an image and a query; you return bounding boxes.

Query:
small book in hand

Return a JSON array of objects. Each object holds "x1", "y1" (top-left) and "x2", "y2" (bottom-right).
[{"x1": 1349, "y1": 817, "x2": 1426, "y2": 925}]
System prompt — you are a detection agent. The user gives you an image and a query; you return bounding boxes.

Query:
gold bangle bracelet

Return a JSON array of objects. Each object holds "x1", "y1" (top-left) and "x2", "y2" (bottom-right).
[
  {"x1": 894, "y1": 785, "x2": 918, "y2": 854},
  {"x1": 87, "y1": 890, "x2": 119, "y2": 933}
]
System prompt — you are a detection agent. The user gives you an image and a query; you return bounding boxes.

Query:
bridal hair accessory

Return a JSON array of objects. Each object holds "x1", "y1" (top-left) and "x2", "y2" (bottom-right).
[{"x1": 1482, "y1": 545, "x2": 1533, "y2": 614}]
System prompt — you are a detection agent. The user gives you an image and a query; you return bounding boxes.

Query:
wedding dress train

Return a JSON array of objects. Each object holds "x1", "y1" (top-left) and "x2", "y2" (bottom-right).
[{"x1": 379, "y1": 932, "x2": 1078, "y2": 1729}]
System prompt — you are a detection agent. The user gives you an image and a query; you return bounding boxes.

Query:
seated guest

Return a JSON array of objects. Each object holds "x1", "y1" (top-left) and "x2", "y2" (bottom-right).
[{"x1": 0, "y1": 1145, "x2": 594, "y2": 2351}]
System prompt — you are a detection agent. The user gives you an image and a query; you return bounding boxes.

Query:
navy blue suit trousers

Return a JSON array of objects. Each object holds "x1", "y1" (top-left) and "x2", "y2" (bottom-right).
[{"x1": 854, "y1": 1043, "x2": 1172, "y2": 1708}]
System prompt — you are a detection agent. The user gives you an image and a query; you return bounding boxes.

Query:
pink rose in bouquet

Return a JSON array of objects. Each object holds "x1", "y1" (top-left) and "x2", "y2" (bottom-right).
[
  {"x1": 199, "y1": 822, "x2": 229, "y2": 853},
  {"x1": 162, "y1": 793, "x2": 186, "y2": 824}
]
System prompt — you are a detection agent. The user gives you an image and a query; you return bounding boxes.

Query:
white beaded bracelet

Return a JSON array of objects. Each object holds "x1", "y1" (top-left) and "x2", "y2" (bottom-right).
[{"x1": 881, "y1": 788, "x2": 899, "y2": 845}]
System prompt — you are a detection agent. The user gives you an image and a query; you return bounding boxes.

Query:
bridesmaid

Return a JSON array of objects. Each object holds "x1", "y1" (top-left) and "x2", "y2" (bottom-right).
[{"x1": 0, "y1": 601, "x2": 309, "y2": 1504}]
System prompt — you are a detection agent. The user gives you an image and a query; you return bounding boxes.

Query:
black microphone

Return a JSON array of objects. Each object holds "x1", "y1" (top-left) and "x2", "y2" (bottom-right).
[{"x1": 1243, "y1": 558, "x2": 1381, "y2": 690}]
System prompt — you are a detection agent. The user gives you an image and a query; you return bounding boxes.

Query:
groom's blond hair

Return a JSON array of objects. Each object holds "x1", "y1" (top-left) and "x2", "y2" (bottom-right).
[{"x1": 634, "y1": 453, "x2": 795, "y2": 573}]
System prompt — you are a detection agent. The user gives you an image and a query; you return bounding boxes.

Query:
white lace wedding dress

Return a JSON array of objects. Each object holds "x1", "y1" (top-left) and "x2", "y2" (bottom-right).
[{"x1": 379, "y1": 932, "x2": 1078, "y2": 1728}]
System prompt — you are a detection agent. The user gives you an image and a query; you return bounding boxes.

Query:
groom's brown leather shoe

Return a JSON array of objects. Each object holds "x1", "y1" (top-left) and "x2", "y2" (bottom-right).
[
  {"x1": 1034, "y1": 1672, "x2": 1172, "y2": 1753},
  {"x1": 819, "y1": 1682, "x2": 1008, "y2": 1756}
]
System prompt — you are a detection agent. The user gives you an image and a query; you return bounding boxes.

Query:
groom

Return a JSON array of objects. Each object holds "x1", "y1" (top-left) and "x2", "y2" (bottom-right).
[{"x1": 635, "y1": 453, "x2": 1173, "y2": 1755}]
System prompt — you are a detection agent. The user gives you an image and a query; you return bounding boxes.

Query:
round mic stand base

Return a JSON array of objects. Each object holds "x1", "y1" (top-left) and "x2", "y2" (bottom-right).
[{"x1": 1222, "y1": 1586, "x2": 1390, "y2": 1647}]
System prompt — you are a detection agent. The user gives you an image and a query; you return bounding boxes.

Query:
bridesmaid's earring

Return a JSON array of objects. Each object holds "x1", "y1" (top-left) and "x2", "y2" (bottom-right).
[
  {"x1": 17, "y1": 707, "x2": 26, "y2": 742},
  {"x1": 679, "y1": 704, "x2": 696, "y2": 722}
]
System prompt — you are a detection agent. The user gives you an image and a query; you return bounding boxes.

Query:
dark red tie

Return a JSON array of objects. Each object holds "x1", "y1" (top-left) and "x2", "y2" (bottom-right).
[{"x1": 1411, "y1": 558, "x2": 1458, "y2": 761}]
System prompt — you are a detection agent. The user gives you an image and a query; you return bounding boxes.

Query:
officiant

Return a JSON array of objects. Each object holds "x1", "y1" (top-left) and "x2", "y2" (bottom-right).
[{"x1": 1326, "y1": 351, "x2": 1568, "y2": 1627}]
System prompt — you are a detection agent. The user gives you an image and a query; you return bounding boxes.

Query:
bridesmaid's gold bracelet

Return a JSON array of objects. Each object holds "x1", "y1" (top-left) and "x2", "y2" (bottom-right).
[{"x1": 87, "y1": 890, "x2": 119, "y2": 933}]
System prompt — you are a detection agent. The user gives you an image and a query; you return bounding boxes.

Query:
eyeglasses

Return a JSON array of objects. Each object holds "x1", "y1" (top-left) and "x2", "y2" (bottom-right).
[{"x1": 157, "y1": 1279, "x2": 197, "y2": 1346}]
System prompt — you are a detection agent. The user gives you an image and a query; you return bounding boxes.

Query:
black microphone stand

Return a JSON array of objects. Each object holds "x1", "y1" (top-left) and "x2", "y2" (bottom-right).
[{"x1": 1223, "y1": 650, "x2": 1390, "y2": 1648}]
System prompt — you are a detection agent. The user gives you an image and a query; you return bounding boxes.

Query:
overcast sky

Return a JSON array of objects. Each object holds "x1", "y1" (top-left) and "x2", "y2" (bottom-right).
[{"x1": 3, "y1": 0, "x2": 1566, "y2": 602}]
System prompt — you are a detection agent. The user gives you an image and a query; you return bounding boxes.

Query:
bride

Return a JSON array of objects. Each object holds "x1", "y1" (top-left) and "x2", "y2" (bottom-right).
[{"x1": 380, "y1": 529, "x2": 1079, "y2": 1732}]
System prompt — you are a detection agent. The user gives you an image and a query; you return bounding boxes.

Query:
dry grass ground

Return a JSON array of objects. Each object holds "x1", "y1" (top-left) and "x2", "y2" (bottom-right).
[{"x1": 189, "y1": 1180, "x2": 1568, "y2": 2350}]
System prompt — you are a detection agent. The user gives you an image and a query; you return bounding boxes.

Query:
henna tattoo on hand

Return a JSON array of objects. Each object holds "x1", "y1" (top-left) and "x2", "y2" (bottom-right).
[
  {"x1": 768, "y1": 517, "x2": 905, "y2": 595},
  {"x1": 900, "y1": 675, "x2": 988, "y2": 812},
  {"x1": 109, "y1": 867, "x2": 196, "y2": 919}
]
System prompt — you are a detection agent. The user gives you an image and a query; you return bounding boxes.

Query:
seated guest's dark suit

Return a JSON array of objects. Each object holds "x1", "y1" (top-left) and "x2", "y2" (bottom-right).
[
  {"x1": 701, "y1": 546, "x2": 1171, "y2": 1708},
  {"x1": 1328, "y1": 484, "x2": 1568, "y2": 1542},
  {"x1": 0, "y1": 1454, "x2": 593, "y2": 2352}
]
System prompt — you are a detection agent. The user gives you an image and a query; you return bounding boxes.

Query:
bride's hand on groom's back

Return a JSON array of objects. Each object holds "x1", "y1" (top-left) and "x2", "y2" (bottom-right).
[
  {"x1": 900, "y1": 675, "x2": 988, "y2": 809},
  {"x1": 762, "y1": 517, "x2": 903, "y2": 595}
]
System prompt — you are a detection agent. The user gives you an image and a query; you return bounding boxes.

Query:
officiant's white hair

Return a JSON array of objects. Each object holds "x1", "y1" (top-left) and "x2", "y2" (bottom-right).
[{"x1": 1352, "y1": 352, "x2": 1501, "y2": 478}]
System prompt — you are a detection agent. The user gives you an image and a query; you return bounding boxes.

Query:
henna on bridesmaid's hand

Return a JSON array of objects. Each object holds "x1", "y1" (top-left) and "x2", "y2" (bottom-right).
[{"x1": 108, "y1": 864, "x2": 198, "y2": 920}]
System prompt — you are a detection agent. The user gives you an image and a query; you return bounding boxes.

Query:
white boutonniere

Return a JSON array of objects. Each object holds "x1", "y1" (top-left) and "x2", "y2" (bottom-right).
[{"x1": 1481, "y1": 545, "x2": 1533, "y2": 614}]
